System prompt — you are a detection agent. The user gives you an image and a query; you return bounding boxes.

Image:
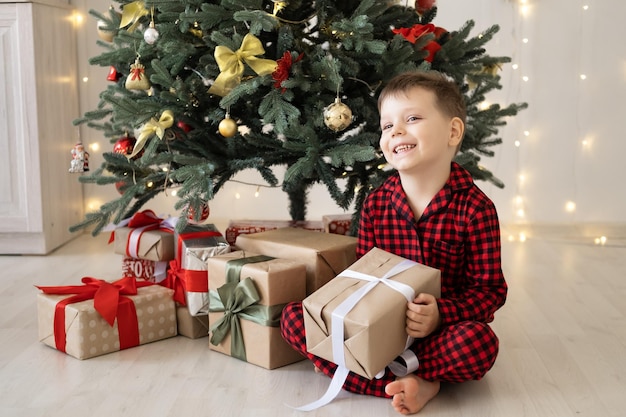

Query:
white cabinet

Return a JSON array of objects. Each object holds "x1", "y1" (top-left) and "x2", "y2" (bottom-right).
[{"x1": 0, "y1": 0, "x2": 84, "y2": 254}]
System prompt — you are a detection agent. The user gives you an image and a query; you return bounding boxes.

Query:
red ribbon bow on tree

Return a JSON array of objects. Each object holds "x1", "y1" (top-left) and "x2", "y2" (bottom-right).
[{"x1": 37, "y1": 277, "x2": 152, "y2": 353}]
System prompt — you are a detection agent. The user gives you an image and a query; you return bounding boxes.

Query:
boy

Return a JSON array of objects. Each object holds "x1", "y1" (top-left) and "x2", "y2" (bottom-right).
[{"x1": 281, "y1": 71, "x2": 507, "y2": 415}]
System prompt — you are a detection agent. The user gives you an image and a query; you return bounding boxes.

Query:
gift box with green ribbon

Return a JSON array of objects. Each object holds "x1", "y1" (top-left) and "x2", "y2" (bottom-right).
[
  {"x1": 207, "y1": 251, "x2": 307, "y2": 369},
  {"x1": 235, "y1": 228, "x2": 357, "y2": 295},
  {"x1": 176, "y1": 306, "x2": 210, "y2": 339}
]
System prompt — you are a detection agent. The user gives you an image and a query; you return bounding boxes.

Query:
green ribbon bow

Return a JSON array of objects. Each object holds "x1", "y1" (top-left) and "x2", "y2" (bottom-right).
[{"x1": 208, "y1": 255, "x2": 285, "y2": 361}]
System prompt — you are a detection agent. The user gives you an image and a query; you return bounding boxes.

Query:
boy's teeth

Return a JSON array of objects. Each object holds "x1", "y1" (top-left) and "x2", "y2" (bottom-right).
[{"x1": 394, "y1": 144, "x2": 415, "y2": 153}]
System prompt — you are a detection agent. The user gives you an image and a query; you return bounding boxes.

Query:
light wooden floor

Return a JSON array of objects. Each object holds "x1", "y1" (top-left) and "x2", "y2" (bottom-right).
[{"x1": 1, "y1": 228, "x2": 625, "y2": 417}]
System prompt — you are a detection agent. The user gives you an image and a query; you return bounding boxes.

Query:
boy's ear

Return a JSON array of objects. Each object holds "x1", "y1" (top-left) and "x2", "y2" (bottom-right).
[{"x1": 448, "y1": 117, "x2": 464, "y2": 147}]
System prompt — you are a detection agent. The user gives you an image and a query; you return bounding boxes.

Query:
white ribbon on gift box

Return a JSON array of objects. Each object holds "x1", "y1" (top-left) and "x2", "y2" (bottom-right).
[
  {"x1": 126, "y1": 216, "x2": 177, "y2": 259},
  {"x1": 103, "y1": 213, "x2": 178, "y2": 259},
  {"x1": 293, "y1": 259, "x2": 421, "y2": 412}
]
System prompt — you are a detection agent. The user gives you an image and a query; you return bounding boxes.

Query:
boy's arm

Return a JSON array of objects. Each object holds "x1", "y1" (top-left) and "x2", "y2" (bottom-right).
[
  {"x1": 436, "y1": 204, "x2": 507, "y2": 325},
  {"x1": 356, "y1": 203, "x2": 376, "y2": 259}
]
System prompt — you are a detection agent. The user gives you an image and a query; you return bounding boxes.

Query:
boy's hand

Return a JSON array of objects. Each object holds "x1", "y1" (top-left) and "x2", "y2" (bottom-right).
[{"x1": 405, "y1": 293, "x2": 440, "y2": 338}]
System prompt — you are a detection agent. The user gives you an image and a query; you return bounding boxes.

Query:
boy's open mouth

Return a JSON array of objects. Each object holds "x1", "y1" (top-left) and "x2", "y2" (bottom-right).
[{"x1": 394, "y1": 144, "x2": 415, "y2": 153}]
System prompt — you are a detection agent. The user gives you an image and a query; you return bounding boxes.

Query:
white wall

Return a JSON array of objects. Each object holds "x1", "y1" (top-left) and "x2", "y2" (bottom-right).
[{"x1": 71, "y1": 0, "x2": 626, "y2": 232}]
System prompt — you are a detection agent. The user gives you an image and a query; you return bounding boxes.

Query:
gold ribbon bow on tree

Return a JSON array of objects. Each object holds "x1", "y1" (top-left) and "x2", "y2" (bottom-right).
[
  {"x1": 208, "y1": 33, "x2": 278, "y2": 97},
  {"x1": 119, "y1": 0, "x2": 149, "y2": 32},
  {"x1": 128, "y1": 110, "x2": 174, "y2": 158}
]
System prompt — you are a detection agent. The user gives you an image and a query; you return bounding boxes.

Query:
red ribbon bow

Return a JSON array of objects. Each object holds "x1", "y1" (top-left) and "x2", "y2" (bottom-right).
[
  {"x1": 130, "y1": 66, "x2": 145, "y2": 81},
  {"x1": 127, "y1": 209, "x2": 163, "y2": 228},
  {"x1": 162, "y1": 259, "x2": 210, "y2": 306},
  {"x1": 108, "y1": 210, "x2": 175, "y2": 259},
  {"x1": 164, "y1": 259, "x2": 187, "y2": 305},
  {"x1": 37, "y1": 277, "x2": 152, "y2": 354}
]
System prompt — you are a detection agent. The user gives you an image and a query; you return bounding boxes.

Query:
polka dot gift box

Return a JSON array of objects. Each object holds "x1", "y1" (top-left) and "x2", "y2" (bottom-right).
[{"x1": 36, "y1": 277, "x2": 177, "y2": 360}]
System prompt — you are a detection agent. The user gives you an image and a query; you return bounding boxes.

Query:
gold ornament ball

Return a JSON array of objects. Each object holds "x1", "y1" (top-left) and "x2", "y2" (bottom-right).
[
  {"x1": 97, "y1": 19, "x2": 116, "y2": 42},
  {"x1": 218, "y1": 117, "x2": 238, "y2": 137},
  {"x1": 324, "y1": 98, "x2": 353, "y2": 132}
]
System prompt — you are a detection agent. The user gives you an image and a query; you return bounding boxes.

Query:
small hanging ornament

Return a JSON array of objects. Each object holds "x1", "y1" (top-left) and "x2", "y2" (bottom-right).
[
  {"x1": 97, "y1": 19, "x2": 116, "y2": 42},
  {"x1": 189, "y1": 21, "x2": 203, "y2": 38},
  {"x1": 177, "y1": 121, "x2": 193, "y2": 133},
  {"x1": 467, "y1": 63, "x2": 502, "y2": 90},
  {"x1": 97, "y1": 6, "x2": 121, "y2": 42},
  {"x1": 218, "y1": 113, "x2": 238, "y2": 138},
  {"x1": 115, "y1": 180, "x2": 127, "y2": 195},
  {"x1": 69, "y1": 142, "x2": 90, "y2": 173},
  {"x1": 107, "y1": 66, "x2": 121, "y2": 82},
  {"x1": 143, "y1": 21, "x2": 159, "y2": 44},
  {"x1": 113, "y1": 134, "x2": 142, "y2": 159},
  {"x1": 187, "y1": 201, "x2": 210, "y2": 224},
  {"x1": 143, "y1": 7, "x2": 159, "y2": 45},
  {"x1": 324, "y1": 97, "x2": 353, "y2": 132},
  {"x1": 415, "y1": 0, "x2": 437, "y2": 15},
  {"x1": 125, "y1": 57, "x2": 150, "y2": 91}
]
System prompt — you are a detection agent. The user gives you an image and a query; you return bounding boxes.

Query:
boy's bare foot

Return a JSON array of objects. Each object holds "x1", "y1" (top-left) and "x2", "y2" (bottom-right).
[{"x1": 385, "y1": 375, "x2": 440, "y2": 415}]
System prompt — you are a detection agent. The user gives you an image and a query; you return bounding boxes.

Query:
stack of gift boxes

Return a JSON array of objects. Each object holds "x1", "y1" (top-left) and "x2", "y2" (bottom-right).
[{"x1": 36, "y1": 211, "x2": 440, "y2": 381}]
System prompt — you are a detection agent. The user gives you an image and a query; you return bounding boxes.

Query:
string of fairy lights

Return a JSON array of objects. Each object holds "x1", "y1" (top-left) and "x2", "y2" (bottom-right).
[
  {"x1": 505, "y1": 1, "x2": 607, "y2": 245},
  {"x1": 72, "y1": 1, "x2": 609, "y2": 245}
]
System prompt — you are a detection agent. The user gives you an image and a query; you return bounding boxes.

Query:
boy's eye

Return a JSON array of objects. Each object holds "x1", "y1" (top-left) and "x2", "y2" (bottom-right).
[
  {"x1": 382, "y1": 123, "x2": 392, "y2": 130},
  {"x1": 408, "y1": 116, "x2": 419, "y2": 122}
]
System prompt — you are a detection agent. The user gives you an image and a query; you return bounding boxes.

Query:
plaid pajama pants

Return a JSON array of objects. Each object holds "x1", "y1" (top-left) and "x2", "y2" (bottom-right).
[{"x1": 280, "y1": 301, "x2": 499, "y2": 397}]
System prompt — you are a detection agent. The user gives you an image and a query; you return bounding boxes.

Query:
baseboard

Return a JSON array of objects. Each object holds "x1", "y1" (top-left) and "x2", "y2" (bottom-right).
[{"x1": 500, "y1": 222, "x2": 626, "y2": 245}]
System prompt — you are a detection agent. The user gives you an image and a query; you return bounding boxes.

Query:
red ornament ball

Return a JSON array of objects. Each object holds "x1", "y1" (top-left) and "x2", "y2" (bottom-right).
[
  {"x1": 177, "y1": 121, "x2": 193, "y2": 133},
  {"x1": 115, "y1": 181, "x2": 127, "y2": 195},
  {"x1": 187, "y1": 201, "x2": 210, "y2": 224},
  {"x1": 415, "y1": 0, "x2": 436, "y2": 15},
  {"x1": 113, "y1": 135, "x2": 140, "y2": 158}
]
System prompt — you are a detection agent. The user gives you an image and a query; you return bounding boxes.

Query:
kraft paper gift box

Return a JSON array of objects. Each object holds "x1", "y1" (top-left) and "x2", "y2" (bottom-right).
[
  {"x1": 174, "y1": 224, "x2": 230, "y2": 316},
  {"x1": 225, "y1": 219, "x2": 323, "y2": 249},
  {"x1": 322, "y1": 214, "x2": 353, "y2": 236},
  {"x1": 114, "y1": 228, "x2": 175, "y2": 262},
  {"x1": 235, "y1": 228, "x2": 357, "y2": 295},
  {"x1": 303, "y1": 247, "x2": 441, "y2": 379},
  {"x1": 176, "y1": 306, "x2": 210, "y2": 339},
  {"x1": 112, "y1": 210, "x2": 177, "y2": 262},
  {"x1": 36, "y1": 277, "x2": 177, "y2": 360},
  {"x1": 207, "y1": 251, "x2": 307, "y2": 369}
]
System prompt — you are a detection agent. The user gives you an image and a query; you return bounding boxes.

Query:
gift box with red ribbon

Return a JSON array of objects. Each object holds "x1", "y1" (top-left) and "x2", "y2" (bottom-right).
[
  {"x1": 36, "y1": 277, "x2": 177, "y2": 360},
  {"x1": 165, "y1": 224, "x2": 230, "y2": 318},
  {"x1": 111, "y1": 210, "x2": 177, "y2": 262}
]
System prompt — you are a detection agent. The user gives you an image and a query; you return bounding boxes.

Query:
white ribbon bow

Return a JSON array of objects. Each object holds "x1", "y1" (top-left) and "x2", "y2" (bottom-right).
[{"x1": 292, "y1": 259, "x2": 421, "y2": 411}]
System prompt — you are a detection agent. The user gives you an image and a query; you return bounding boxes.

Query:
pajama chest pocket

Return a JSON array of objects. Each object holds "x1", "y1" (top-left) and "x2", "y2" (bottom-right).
[{"x1": 431, "y1": 240, "x2": 464, "y2": 274}]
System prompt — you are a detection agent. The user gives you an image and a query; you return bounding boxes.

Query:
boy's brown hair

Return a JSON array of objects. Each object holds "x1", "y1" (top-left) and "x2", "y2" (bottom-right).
[{"x1": 378, "y1": 70, "x2": 467, "y2": 129}]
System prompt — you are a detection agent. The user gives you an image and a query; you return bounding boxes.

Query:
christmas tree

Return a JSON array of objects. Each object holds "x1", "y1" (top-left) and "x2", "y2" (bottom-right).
[{"x1": 72, "y1": 0, "x2": 527, "y2": 235}]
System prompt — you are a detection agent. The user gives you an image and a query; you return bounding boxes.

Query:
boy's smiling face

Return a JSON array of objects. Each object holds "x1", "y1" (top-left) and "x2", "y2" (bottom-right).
[{"x1": 379, "y1": 86, "x2": 462, "y2": 176}]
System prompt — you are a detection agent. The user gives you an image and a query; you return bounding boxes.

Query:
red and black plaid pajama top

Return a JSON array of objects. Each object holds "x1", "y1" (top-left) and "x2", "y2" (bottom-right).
[{"x1": 281, "y1": 162, "x2": 508, "y2": 397}]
